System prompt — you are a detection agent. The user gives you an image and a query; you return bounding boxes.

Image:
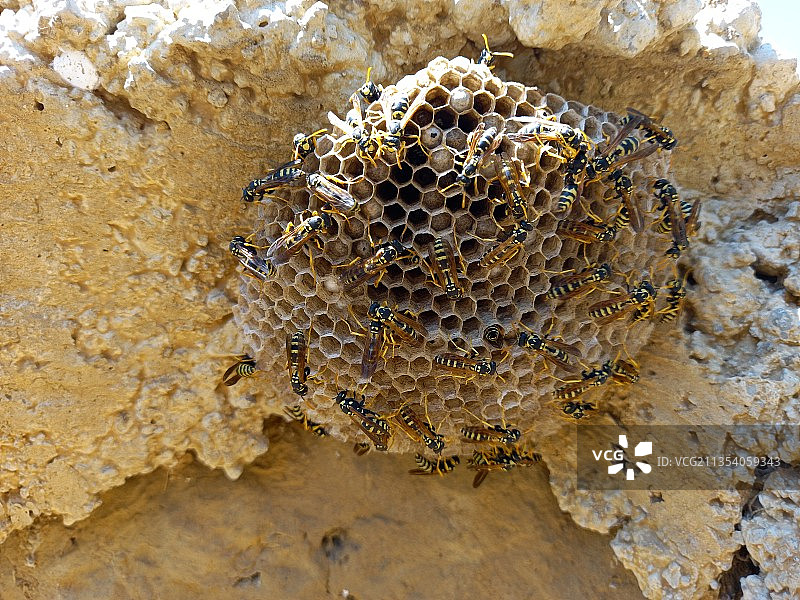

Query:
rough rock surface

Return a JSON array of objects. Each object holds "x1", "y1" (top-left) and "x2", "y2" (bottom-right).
[{"x1": 1, "y1": 0, "x2": 799, "y2": 598}]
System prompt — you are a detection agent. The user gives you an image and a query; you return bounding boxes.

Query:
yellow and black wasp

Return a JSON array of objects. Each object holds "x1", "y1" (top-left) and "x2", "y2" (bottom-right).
[
  {"x1": 461, "y1": 423, "x2": 521, "y2": 445},
  {"x1": 555, "y1": 141, "x2": 591, "y2": 214},
  {"x1": 656, "y1": 276, "x2": 688, "y2": 323},
  {"x1": 514, "y1": 321, "x2": 582, "y2": 371},
  {"x1": 616, "y1": 107, "x2": 677, "y2": 151},
  {"x1": 229, "y1": 235, "x2": 276, "y2": 281},
  {"x1": 560, "y1": 400, "x2": 596, "y2": 419},
  {"x1": 337, "y1": 229, "x2": 417, "y2": 291},
  {"x1": 355, "y1": 66, "x2": 383, "y2": 103},
  {"x1": 368, "y1": 302, "x2": 427, "y2": 347},
  {"x1": 292, "y1": 128, "x2": 327, "y2": 161},
  {"x1": 653, "y1": 180, "x2": 701, "y2": 260},
  {"x1": 482, "y1": 324, "x2": 509, "y2": 349},
  {"x1": 306, "y1": 172, "x2": 359, "y2": 216},
  {"x1": 393, "y1": 405, "x2": 445, "y2": 454},
  {"x1": 434, "y1": 351, "x2": 498, "y2": 382},
  {"x1": 408, "y1": 453, "x2": 460, "y2": 476},
  {"x1": 553, "y1": 361, "x2": 613, "y2": 402},
  {"x1": 443, "y1": 123, "x2": 502, "y2": 200},
  {"x1": 507, "y1": 116, "x2": 588, "y2": 158},
  {"x1": 358, "y1": 308, "x2": 388, "y2": 381},
  {"x1": 556, "y1": 217, "x2": 613, "y2": 245},
  {"x1": 588, "y1": 279, "x2": 658, "y2": 325},
  {"x1": 328, "y1": 96, "x2": 380, "y2": 166},
  {"x1": 266, "y1": 210, "x2": 332, "y2": 278},
  {"x1": 606, "y1": 169, "x2": 643, "y2": 233},
  {"x1": 546, "y1": 262, "x2": 613, "y2": 301},
  {"x1": 610, "y1": 358, "x2": 640, "y2": 385},
  {"x1": 468, "y1": 446, "x2": 541, "y2": 488},
  {"x1": 222, "y1": 354, "x2": 258, "y2": 386},
  {"x1": 283, "y1": 405, "x2": 327, "y2": 437},
  {"x1": 241, "y1": 158, "x2": 305, "y2": 203},
  {"x1": 478, "y1": 219, "x2": 534, "y2": 268},
  {"x1": 494, "y1": 153, "x2": 532, "y2": 220},
  {"x1": 375, "y1": 88, "x2": 431, "y2": 166},
  {"x1": 425, "y1": 237, "x2": 465, "y2": 300},
  {"x1": 476, "y1": 34, "x2": 514, "y2": 70},
  {"x1": 336, "y1": 390, "x2": 391, "y2": 451},
  {"x1": 286, "y1": 329, "x2": 323, "y2": 398}
]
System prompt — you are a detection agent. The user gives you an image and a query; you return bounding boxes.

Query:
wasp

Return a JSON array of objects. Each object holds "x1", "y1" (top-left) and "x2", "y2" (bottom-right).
[
  {"x1": 266, "y1": 210, "x2": 331, "y2": 278},
  {"x1": 408, "y1": 453, "x2": 460, "y2": 476},
  {"x1": 461, "y1": 423, "x2": 521, "y2": 445},
  {"x1": 337, "y1": 231, "x2": 417, "y2": 290},
  {"x1": 355, "y1": 66, "x2": 383, "y2": 103},
  {"x1": 553, "y1": 361, "x2": 613, "y2": 401},
  {"x1": 483, "y1": 324, "x2": 508, "y2": 349},
  {"x1": 229, "y1": 235, "x2": 276, "y2": 281},
  {"x1": 479, "y1": 220, "x2": 534, "y2": 268},
  {"x1": 306, "y1": 172, "x2": 359, "y2": 216},
  {"x1": 376, "y1": 89, "x2": 431, "y2": 166},
  {"x1": 359, "y1": 309, "x2": 388, "y2": 380},
  {"x1": 546, "y1": 262, "x2": 613, "y2": 301},
  {"x1": 337, "y1": 390, "x2": 391, "y2": 451},
  {"x1": 514, "y1": 322, "x2": 582, "y2": 371},
  {"x1": 468, "y1": 446, "x2": 541, "y2": 488},
  {"x1": 368, "y1": 302, "x2": 427, "y2": 347},
  {"x1": 477, "y1": 33, "x2": 514, "y2": 69},
  {"x1": 588, "y1": 279, "x2": 658, "y2": 325},
  {"x1": 556, "y1": 217, "x2": 612, "y2": 244},
  {"x1": 241, "y1": 158, "x2": 305, "y2": 203},
  {"x1": 494, "y1": 153, "x2": 531, "y2": 220},
  {"x1": 328, "y1": 97, "x2": 380, "y2": 165},
  {"x1": 286, "y1": 329, "x2": 323, "y2": 397},
  {"x1": 560, "y1": 400, "x2": 596, "y2": 419},
  {"x1": 555, "y1": 141, "x2": 591, "y2": 214},
  {"x1": 657, "y1": 276, "x2": 688, "y2": 322},
  {"x1": 607, "y1": 169, "x2": 643, "y2": 233},
  {"x1": 283, "y1": 405, "x2": 326, "y2": 437},
  {"x1": 434, "y1": 352, "x2": 498, "y2": 381},
  {"x1": 292, "y1": 128, "x2": 327, "y2": 160},
  {"x1": 443, "y1": 123, "x2": 502, "y2": 198},
  {"x1": 393, "y1": 405, "x2": 445, "y2": 454},
  {"x1": 507, "y1": 116, "x2": 588, "y2": 157},
  {"x1": 616, "y1": 107, "x2": 677, "y2": 151},
  {"x1": 222, "y1": 354, "x2": 258, "y2": 386},
  {"x1": 425, "y1": 237, "x2": 465, "y2": 300},
  {"x1": 610, "y1": 358, "x2": 640, "y2": 384}
]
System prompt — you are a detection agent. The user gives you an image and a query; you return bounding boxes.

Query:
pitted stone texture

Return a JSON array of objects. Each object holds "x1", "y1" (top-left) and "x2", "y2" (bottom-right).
[{"x1": 235, "y1": 56, "x2": 676, "y2": 454}]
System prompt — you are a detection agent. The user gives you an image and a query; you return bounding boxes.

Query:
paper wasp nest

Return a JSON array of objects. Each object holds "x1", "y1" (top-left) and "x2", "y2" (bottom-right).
[{"x1": 235, "y1": 56, "x2": 672, "y2": 454}]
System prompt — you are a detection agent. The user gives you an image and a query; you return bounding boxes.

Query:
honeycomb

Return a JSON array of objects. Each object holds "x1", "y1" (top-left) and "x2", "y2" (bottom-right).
[{"x1": 233, "y1": 55, "x2": 675, "y2": 456}]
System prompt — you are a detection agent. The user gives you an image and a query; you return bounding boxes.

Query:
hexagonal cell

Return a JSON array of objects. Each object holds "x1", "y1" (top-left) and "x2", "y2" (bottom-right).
[
  {"x1": 455, "y1": 297, "x2": 477, "y2": 319},
  {"x1": 482, "y1": 113, "x2": 504, "y2": 131},
  {"x1": 494, "y1": 96, "x2": 515, "y2": 118},
  {"x1": 445, "y1": 128, "x2": 467, "y2": 149},
  {"x1": 375, "y1": 180, "x2": 399, "y2": 202},
  {"x1": 441, "y1": 314, "x2": 461, "y2": 331},
  {"x1": 567, "y1": 100, "x2": 587, "y2": 116},
  {"x1": 412, "y1": 105, "x2": 434, "y2": 127},
  {"x1": 405, "y1": 144, "x2": 429, "y2": 167},
  {"x1": 382, "y1": 202, "x2": 407, "y2": 225},
  {"x1": 342, "y1": 156, "x2": 365, "y2": 179},
  {"x1": 505, "y1": 83, "x2": 525, "y2": 102},
  {"x1": 473, "y1": 91, "x2": 494, "y2": 115},
  {"x1": 453, "y1": 213, "x2": 474, "y2": 235},
  {"x1": 468, "y1": 197, "x2": 490, "y2": 220},
  {"x1": 583, "y1": 116, "x2": 601, "y2": 140},
  {"x1": 421, "y1": 125, "x2": 443, "y2": 149},
  {"x1": 545, "y1": 93, "x2": 567, "y2": 113},
  {"x1": 461, "y1": 73, "x2": 482, "y2": 92},
  {"x1": 430, "y1": 211, "x2": 453, "y2": 232},
  {"x1": 413, "y1": 166, "x2": 438, "y2": 189},
  {"x1": 425, "y1": 85, "x2": 450, "y2": 108},
  {"x1": 434, "y1": 107, "x2": 458, "y2": 130},
  {"x1": 457, "y1": 111, "x2": 480, "y2": 132},
  {"x1": 390, "y1": 163, "x2": 413, "y2": 185},
  {"x1": 449, "y1": 86, "x2": 472, "y2": 112},
  {"x1": 399, "y1": 184, "x2": 422, "y2": 206},
  {"x1": 515, "y1": 102, "x2": 539, "y2": 118},
  {"x1": 439, "y1": 70, "x2": 460, "y2": 89},
  {"x1": 560, "y1": 110, "x2": 582, "y2": 129},
  {"x1": 321, "y1": 154, "x2": 342, "y2": 174},
  {"x1": 408, "y1": 208, "x2": 429, "y2": 229}
]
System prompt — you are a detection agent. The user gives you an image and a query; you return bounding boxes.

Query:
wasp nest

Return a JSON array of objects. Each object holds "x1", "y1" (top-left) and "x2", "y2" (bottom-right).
[{"x1": 233, "y1": 54, "x2": 678, "y2": 456}]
